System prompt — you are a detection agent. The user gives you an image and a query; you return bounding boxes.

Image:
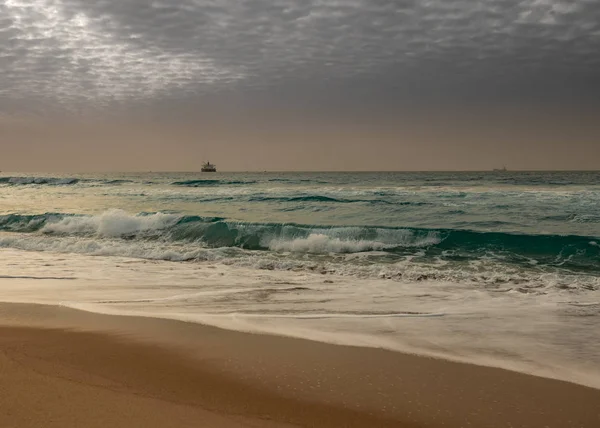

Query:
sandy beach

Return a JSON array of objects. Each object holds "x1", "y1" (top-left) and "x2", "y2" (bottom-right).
[{"x1": 0, "y1": 303, "x2": 598, "y2": 428}]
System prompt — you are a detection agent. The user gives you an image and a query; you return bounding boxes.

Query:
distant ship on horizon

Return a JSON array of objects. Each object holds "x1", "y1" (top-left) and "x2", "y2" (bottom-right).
[
  {"x1": 493, "y1": 165, "x2": 507, "y2": 172},
  {"x1": 201, "y1": 161, "x2": 217, "y2": 172}
]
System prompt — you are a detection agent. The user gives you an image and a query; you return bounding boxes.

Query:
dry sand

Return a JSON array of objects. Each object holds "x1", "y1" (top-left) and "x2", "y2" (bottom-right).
[{"x1": 1, "y1": 303, "x2": 599, "y2": 428}]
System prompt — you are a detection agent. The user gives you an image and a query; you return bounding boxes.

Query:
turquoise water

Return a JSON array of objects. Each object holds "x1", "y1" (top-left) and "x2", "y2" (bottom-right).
[
  {"x1": 1, "y1": 171, "x2": 599, "y2": 283},
  {"x1": 1, "y1": 171, "x2": 599, "y2": 387}
]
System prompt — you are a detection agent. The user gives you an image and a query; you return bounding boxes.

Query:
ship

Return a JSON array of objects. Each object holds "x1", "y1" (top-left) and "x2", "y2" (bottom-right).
[
  {"x1": 493, "y1": 165, "x2": 507, "y2": 172},
  {"x1": 201, "y1": 161, "x2": 217, "y2": 172}
]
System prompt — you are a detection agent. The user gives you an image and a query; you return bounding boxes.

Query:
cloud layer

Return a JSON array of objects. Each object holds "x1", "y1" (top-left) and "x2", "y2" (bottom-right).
[{"x1": 1, "y1": 0, "x2": 599, "y2": 114}]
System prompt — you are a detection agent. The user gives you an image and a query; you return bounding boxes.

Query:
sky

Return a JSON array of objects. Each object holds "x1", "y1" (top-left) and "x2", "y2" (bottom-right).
[{"x1": 1, "y1": 0, "x2": 599, "y2": 171}]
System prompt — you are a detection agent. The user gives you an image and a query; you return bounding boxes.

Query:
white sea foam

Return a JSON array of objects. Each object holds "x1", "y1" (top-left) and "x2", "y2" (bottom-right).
[
  {"x1": 268, "y1": 233, "x2": 393, "y2": 253},
  {"x1": 2, "y1": 230, "x2": 598, "y2": 292},
  {"x1": 41, "y1": 209, "x2": 180, "y2": 237},
  {"x1": 266, "y1": 228, "x2": 441, "y2": 254},
  {"x1": 0, "y1": 233, "x2": 209, "y2": 262},
  {"x1": 1, "y1": 247, "x2": 599, "y2": 390}
]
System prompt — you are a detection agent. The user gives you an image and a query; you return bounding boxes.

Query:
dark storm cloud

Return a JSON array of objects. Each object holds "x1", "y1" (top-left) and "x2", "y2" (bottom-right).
[{"x1": 1, "y1": 0, "x2": 599, "y2": 115}]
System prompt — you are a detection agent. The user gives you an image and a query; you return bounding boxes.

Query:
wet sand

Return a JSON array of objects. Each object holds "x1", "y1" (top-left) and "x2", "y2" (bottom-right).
[{"x1": 1, "y1": 303, "x2": 599, "y2": 427}]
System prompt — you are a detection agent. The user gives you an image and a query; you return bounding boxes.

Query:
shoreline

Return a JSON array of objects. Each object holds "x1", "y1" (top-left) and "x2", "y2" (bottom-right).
[
  {"x1": 1, "y1": 302, "x2": 600, "y2": 427},
  {"x1": 8, "y1": 296, "x2": 600, "y2": 391}
]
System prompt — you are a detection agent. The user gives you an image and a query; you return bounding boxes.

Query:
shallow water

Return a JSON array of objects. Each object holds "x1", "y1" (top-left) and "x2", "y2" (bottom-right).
[{"x1": 1, "y1": 171, "x2": 599, "y2": 387}]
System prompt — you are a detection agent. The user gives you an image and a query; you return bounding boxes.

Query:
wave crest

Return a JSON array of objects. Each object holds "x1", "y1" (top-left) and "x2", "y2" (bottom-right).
[
  {"x1": 0, "y1": 211, "x2": 598, "y2": 271},
  {"x1": 41, "y1": 209, "x2": 180, "y2": 238},
  {"x1": 268, "y1": 232, "x2": 439, "y2": 253}
]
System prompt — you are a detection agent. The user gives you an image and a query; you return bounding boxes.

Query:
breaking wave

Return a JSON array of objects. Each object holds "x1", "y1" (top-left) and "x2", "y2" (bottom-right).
[{"x1": 0, "y1": 210, "x2": 598, "y2": 273}]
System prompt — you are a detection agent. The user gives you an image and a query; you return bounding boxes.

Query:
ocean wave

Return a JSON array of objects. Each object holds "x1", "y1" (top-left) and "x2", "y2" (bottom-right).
[
  {"x1": 104, "y1": 179, "x2": 134, "y2": 185},
  {"x1": 0, "y1": 176, "x2": 80, "y2": 185},
  {"x1": 269, "y1": 234, "x2": 401, "y2": 253},
  {"x1": 158, "y1": 192, "x2": 426, "y2": 206},
  {"x1": 495, "y1": 176, "x2": 589, "y2": 186},
  {"x1": 248, "y1": 195, "x2": 427, "y2": 206},
  {"x1": 267, "y1": 178, "x2": 330, "y2": 184},
  {"x1": 0, "y1": 211, "x2": 442, "y2": 252},
  {"x1": 1, "y1": 232, "x2": 599, "y2": 292},
  {"x1": 0, "y1": 233, "x2": 210, "y2": 262},
  {"x1": 171, "y1": 179, "x2": 257, "y2": 187},
  {"x1": 569, "y1": 214, "x2": 600, "y2": 224},
  {"x1": 259, "y1": 195, "x2": 344, "y2": 203},
  {"x1": 0, "y1": 213, "x2": 62, "y2": 232},
  {"x1": 1, "y1": 211, "x2": 599, "y2": 272},
  {"x1": 40, "y1": 210, "x2": 181, "y2": 238},
  {"x1": 0, "y1": 176, "x2": 140, "y2": 187}
]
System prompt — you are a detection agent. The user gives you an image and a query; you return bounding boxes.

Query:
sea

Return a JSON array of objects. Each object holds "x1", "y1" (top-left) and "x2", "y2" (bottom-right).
[{"x1": 1, "y1": 171, "x2": 599, "y2": 388}]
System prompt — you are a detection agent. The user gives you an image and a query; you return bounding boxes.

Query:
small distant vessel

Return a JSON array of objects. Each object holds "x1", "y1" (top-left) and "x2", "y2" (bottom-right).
[
  {"x1": 201, "y1": 161, "x2": 217, "y2": 172},
  {"x1": 493, "y1": 165, "x2": 507, "y2": 172}
]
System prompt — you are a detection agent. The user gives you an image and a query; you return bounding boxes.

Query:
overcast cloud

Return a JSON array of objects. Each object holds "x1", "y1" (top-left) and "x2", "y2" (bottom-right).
[{"x1": 1, "y1": 0, "x2": 599, "y2": 116}]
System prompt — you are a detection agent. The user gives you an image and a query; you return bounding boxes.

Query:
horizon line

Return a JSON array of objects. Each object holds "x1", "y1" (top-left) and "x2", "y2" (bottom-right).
[{"x1": 2, "y1": 169, "x2": 600, "y2": 174}]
